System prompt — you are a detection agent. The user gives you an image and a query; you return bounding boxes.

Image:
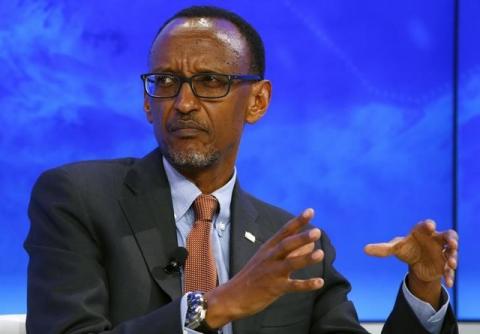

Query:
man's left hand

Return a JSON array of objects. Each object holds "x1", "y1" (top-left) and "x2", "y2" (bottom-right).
[{"x1": 364, "y1": 220, "x2": 458, "y2": 309}]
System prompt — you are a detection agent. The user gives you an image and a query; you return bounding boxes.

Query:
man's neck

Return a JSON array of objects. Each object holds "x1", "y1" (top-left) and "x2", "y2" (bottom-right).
[{"x1": 171, "y1": 160, "x2": 235, "y2": 194}]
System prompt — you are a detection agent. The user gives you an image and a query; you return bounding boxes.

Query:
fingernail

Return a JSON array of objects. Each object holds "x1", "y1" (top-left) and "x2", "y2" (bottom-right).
[
  {"x1": 309, "y1": 228, "x2": 321, "y2": 239},
  {"x1": 426, "y1": 219, "x2": 436, "y2": 229},
  {"x1": 303, "y1": 208, "x2": 314, "y2": 218},
  {"x1": 312, "y1": 250, "x2": 323, "y2": 260}
]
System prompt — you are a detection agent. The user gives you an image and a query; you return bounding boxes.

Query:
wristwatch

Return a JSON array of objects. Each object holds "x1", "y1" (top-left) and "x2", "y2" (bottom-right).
[{"x1": 185, "y1": 291, "x2": 218, "y2": 333}]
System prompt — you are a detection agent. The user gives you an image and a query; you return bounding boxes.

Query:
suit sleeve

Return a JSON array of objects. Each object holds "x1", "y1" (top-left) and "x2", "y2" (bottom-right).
[
  {"x1": 24, "y1": 168, "x2": 182, "y2": 334},
  {"x1": 382, "y1": 284, "x2": 458, "y2": 334},
  {"x1": 309, "y1": 233, "x2": 458, "y2": 334}
]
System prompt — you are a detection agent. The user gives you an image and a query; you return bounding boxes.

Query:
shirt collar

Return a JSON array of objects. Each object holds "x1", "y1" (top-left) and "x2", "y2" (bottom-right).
[{"x1": 162, "y1": 157, "x2": 236, "y2": 225}]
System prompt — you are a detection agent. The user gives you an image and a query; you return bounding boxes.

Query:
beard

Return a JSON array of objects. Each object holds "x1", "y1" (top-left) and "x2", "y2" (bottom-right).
[
  {"x1": 159, "y1": 115, "x2": 221, "y2": 168},
  {"x1": 161, "y1": 144, "x2": 220, "y2": 169}
]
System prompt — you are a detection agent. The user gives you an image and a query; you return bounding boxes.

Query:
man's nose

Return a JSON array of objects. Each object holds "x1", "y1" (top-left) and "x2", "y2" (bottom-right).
[{"x1": 173, "y1": 82, "x2": 199, "y2": 114}]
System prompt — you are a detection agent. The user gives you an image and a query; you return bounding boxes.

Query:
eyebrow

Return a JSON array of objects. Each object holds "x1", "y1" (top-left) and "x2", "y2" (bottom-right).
[
  {"x1": 149, "y1": 67, "x2": 178, "y2": 74},
  {"x1": 149, "y1": 58, "x2": 235, "y2": 74},
  {"x1": 149, "y1": 67, "x2": 231, "y2": 75}
]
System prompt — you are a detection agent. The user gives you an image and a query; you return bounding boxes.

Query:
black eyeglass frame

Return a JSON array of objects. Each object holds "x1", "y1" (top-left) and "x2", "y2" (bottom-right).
[{"x1": 140, "y1": 72, "x2": 263, "y2": 99}]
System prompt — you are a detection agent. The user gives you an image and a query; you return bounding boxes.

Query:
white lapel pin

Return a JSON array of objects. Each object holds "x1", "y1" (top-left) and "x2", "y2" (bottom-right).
[{"x1": 244, "y1": 231, "x2": 256, "y2": 243}]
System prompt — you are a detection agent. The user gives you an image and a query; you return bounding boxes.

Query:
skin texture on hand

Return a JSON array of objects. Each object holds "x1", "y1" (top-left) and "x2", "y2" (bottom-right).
[
  {"x1": 364, "y1": 219, "x2": 459, "y2": 309},
  {"x1": 204, "y1": 208, "x2": 324, "y2": 328}
]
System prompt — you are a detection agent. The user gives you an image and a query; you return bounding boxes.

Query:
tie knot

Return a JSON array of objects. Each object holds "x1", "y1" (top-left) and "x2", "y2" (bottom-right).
[{"x1": 193, "y1": 194, "x2": 218, "y2": 222}]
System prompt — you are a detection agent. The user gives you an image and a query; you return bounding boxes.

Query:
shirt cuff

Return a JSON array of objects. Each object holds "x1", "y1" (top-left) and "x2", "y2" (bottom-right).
[
  {"x1": 181, "y1": 293, "x2": 203, "y2": 334},
  {"x1": 402, "y1": 275, "x2": 449, "y2": 334}
]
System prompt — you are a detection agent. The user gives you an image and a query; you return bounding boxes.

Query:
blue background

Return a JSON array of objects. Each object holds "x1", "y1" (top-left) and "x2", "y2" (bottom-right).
[{"x1": 0, "y1": 0, "x2": 478, "y2": 321}]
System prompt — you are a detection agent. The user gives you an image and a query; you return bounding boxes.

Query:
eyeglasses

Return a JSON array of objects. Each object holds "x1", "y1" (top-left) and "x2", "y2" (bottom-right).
[{"x1": 140, "y1": 72, "x2": 262, "y2": 99}]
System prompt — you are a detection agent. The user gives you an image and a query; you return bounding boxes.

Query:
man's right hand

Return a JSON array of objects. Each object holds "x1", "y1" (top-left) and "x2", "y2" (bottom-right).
[{"x1": 204, "y1": 208, "x2": 325, "y2": 328}]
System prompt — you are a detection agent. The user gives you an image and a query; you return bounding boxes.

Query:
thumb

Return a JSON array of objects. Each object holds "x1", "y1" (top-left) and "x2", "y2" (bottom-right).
[{"x1": 364, "y1": 237, "x2": 404, "y2": 257}]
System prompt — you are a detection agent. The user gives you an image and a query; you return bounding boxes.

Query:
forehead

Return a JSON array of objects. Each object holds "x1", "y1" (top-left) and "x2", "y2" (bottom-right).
[{"x1": 150, "y1": 17, "x2": 250, "y2": 73}]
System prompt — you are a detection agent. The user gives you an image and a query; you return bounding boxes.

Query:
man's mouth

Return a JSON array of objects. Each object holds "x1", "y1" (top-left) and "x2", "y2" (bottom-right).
[{"x1": 168, "y1": 120, "x2": 208, "y2": 134}]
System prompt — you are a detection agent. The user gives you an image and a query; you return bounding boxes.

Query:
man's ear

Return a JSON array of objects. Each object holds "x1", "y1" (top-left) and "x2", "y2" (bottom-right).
[
  {"x1": 245, "y1": 80, "x2": 272, "y2": 124},
  {"x1": 144, "y1": 94, "x2": 153, "y2": 123}
]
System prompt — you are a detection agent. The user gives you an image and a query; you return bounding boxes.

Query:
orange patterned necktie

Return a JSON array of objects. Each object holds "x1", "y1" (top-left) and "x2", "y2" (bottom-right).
[{"x1": 183, "y1": 194, "x2": 219, "y2": 293}]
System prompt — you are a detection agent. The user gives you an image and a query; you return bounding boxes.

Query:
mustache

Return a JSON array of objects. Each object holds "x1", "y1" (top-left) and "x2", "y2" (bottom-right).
[{"x1": 167, "y1": 117, "x2": 209, "y2": 132}]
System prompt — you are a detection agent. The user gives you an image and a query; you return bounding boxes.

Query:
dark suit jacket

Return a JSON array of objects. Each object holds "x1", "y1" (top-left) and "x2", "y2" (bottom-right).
[{"x1": 25, "y1": 149, "x2": 458, "y2": 333}]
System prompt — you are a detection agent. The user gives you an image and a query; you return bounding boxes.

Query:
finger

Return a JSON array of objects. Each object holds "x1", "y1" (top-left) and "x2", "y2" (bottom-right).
[
  {"x1": 447, "y1": 238, "x2": 459, "y2": 251},
  {"x1": 444, "y1": 229, "x2": 459, "y2": 241},
  {"x1": 433, "y1": 229, "x2": 459, "y2": 247},
  {"x1": 444, "y1": 249, "x2": 458, "y2": 269},
  {"x1": 265, "y1": 208, "x2": 315, "y2": 249},
  {"x1": 287, "y1": 277, "x2": 324, "y2": 293},
  {"x1": 444, "y1": 267, "x2": 455, "y2": 288},
  {"x1": 411, "y1": 219, "x2": 436, "y2": 237},
  {"x1": 443, "y1": 230, "x2": 459, "y2": 248},
  {"x1": 287, "y1": 242, "x2": 315, "y2": 259},
  {"x1": 282, "y1": 249, "x2": 324, "y2": 273},
  {"x1": 364, "y1": 237, "x2": 404, "y2": 257},
  {"x1": 274, "y1": 228, "x2": 321, "y2": 259}
]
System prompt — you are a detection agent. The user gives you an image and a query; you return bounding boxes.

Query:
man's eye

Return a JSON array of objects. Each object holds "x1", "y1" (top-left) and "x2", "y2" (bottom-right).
[
  {"x1": 201, "y1": 75, "x2": 219, "y2": 82},
  {"x1": 197, "y1": 75, "x2": 227, "y2": 87},
  {"x1": 155, "y1": 75, "x2": 175, "y2": 86}
]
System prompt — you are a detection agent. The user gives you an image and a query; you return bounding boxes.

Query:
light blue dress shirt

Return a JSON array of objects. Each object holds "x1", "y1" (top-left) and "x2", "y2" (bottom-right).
[
  {"x1": 401, "y1": 275, "x2": 450, "y2": 333},
  {"x1": 163, "y1": 158, "x2": 234, "y2": 334},
  {"x1": 162, "y1": 158, "x2": 449, "y2": 334}
]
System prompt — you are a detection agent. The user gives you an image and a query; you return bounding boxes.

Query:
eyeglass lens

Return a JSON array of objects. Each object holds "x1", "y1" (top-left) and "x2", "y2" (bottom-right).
[{"x1": 145, "y1": 74, "x2": 230, "y2": 98}]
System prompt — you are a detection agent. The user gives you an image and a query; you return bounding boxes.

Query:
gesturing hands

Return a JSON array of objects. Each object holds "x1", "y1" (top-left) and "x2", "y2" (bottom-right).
[
  {"x1": 204, "y1": 214, "x2": 459, "y2": 328},
  {"x1": 364, "y1": 219, "x2": 459, "y2": 308},
  {"x1": 205, "y1": 208, "x2": 324, "y2": 328}
]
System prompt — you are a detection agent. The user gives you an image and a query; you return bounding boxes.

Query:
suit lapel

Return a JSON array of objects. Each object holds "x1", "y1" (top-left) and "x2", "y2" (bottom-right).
[
  {"x1": 230, "y1": 184, "x2": 272, "y2": 333},
  {"x1": 119, "y1": 149, "x2": 182, "y2": 300},
  {"x1": 230, "y1": 184, "x2": 261, "y2": 276},
  {"x1": 119, "y1": 152, "x2": 273, "y2": 331}
]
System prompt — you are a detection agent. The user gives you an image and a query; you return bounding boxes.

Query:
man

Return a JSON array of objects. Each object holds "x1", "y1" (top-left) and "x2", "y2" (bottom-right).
[{"x1": 25, "y1": 6, "x2": 459, "y2": 334}]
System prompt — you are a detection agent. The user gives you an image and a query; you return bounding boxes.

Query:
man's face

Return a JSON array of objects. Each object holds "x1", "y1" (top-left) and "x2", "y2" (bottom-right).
[{"x1": 145, "y1": 17, "x2": 262, "y2": 171}]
